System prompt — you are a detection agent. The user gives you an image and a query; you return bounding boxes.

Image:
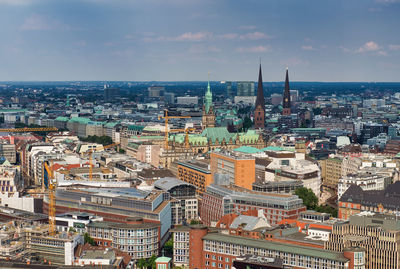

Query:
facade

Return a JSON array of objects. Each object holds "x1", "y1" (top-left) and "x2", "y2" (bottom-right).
[
  {"x1": 200, "y1": 182, "x2": 306, "y2": 226},
  {"x1": 154, "y1": 177, "x2": 198, "y2": 225},
  {"x1": 0, "y1": 143, "x2": 16, "y2": 164},
  {"x1": 325, "y1": 212, "x2": 399, "y2": 269},
  {"x1": 202, "y1": 80, "x2": 216, "y2": 129},
  {"x1": 320, "y1": 158, "x2": 343, "y2": 189},
  {"x1": 126, "y1": 142, "x2": 160, "y2": 167},
  {"x1": 210, "y1": 151, "x2": 255, "y2": 190},
  {"x1": 252, "y1": 180, "x2": 303, "y2": 194},
  {"x1": 254, "y1": 64, "x2": 265, "y2": 129},
  {"x1": 339, "y1": 181, "x2": 400, "y2": 220},
  {"x1": 44, "y1": 188, "x2": 171, "y2": 239},
  {"x1": 237, "y1": 81, "x2": 255, "y2": 96},
  {"x1": 87, "y1": 217, "x2": 160, "y2": 259},
  {"x1": 338, "y1": 172, "x2": 391, "y2": 199},
  {"x1": 177, "y1": 160, "x2": 212, "y2": 195},
  {"x1": 55, "y1": 212, "x2": 103, "y2": 234}
]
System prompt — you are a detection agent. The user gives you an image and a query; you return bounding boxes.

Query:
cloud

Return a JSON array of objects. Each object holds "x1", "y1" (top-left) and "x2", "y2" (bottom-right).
[
  {"x1": 143, "y1": 31, "x2": 212, "y2": 42},
  {"x1": 219, "y1": 33, "x2": 239, "y2": 40},
  {"x1": 389, "y1": 44, "x2": 400, "y2": 51},
  {"x1": 236, "y1": 46, "x2": 270, "y2": 53},
  {"x1": 20, "y1": 14, "x2": 71, "y2": 31},
  {"x1": 240, "y1": 31, "x2": 272, "y2": 40},
  {"x1": 238, "y1": 25, "x2": 257, "y2": 30},
  {"x1": 301, "y1": 45, "x2": 317, "y2": 51},
  {"x1": 356, "y1": 41, "x2": 387, "y2": 56},
  {"x1": 280, "y1": 57, "x2": 308, "y2": 67},
  {"x1": 189, "y1": 45, "x2": 220, "y2": 53},
  {"x1": 339, "y1": 45, "x2": 351, "y2": 53},
  {"x1": 174, "y1": 31, "x2": 212, "y2": 42},
  {"x1": 20, "y1": 14, "x2": 51, "y2": 31},
  {"x1": 357, "y1": 41, "x2": 380, "y2": 53}
]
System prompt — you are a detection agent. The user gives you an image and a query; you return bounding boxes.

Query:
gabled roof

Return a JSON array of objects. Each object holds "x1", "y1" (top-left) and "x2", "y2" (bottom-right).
[{"x1": 201, "y1": 127, "x2": 236, "y2": 143}]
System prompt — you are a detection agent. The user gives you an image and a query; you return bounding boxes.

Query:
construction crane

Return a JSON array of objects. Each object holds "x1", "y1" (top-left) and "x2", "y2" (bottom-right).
[
  {"x1": 0, "y1": 127, "x2": 58, "y2": 133},
  {"x1": 158, "y1": 109, "x2": 191, "y2": 150},
  {"x1": 86, "y1": 142, "x2": 120, "y2": 181},
  {"x1": 43, "y1": 161, "x2": 56, "y2": 236}
]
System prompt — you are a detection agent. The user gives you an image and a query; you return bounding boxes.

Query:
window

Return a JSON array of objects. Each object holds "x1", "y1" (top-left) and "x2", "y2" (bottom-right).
[
  {"x1": 225, "y1": 258, "x2": 229, "y2": 262},
  {"x1": 212, "y1": 255, "x2": 216, "y2": 260}
]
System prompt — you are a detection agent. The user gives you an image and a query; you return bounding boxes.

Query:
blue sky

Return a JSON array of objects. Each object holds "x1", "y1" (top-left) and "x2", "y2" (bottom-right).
[{"x1": 0, "y1": 0, "x2": 399, "y2": 81}]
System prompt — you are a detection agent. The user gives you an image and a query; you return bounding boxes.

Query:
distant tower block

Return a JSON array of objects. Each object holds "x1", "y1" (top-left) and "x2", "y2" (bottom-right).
[
  {"x1": 254, "y1": 64, "x2": 265, "y2": 129},
  {"x1": 282, "y1": 68, "x2": 291, "y2": 116}
]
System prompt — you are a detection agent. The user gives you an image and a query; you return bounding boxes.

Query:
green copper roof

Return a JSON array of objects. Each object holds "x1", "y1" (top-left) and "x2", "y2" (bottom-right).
[
  {"x1": 68, "y1": 117, "x2": 91, "y2": 124},
  {"x1": 201, "y1": 127, "x2": 236, "y2": 143},
  {"x1": 262, "y1": 146, "x2": 284, "y2": 151},
  {"x1": 55, "y1": 116, "x2": 69, "y2": 122},
  {"x1": 234, "y1": 146, "x2": 261, "y2": 154},
  {"x1": 0, "y1": 109, "x2": 26, "y2": 113},
  {"x1": 131, "y1": 135, "x2": 164, "y2": 140},
  {"x1": 156, "y1": 257, "x2": 171, "y2": 263},
  {"x1": 238, "y1": 130, "x2": 260, "y2": 143},
  {"x1": 128, "y1": 125, "x2": 145, "y2": 131},
  {"x1": 169, "y1": 133, "x2": 207, "y2": 144},
  {"x1": 104, "y1": 122, "x2": 119, "y2": 128},
  {"x1": 204, "y1": 79, "x2": 213, "y2": 113}
]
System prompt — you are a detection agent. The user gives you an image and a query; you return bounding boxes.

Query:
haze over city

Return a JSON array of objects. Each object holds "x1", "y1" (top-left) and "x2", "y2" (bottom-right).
[{"x1": 0, "y1": 0, "x2": 400, "y2": 81}]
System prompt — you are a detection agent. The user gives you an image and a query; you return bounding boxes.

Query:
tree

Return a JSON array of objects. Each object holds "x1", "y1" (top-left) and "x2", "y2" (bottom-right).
[
  {"x1": 83, "y1": 232, "x2": 96, "y2": 246},
  {"x1": 190, "y1": 220, "x2": 201, "y2": 225},
  {"x1": 137, "y1": 258, "x2": 146, "y2": 269},
  {"x1": 242, "y1": 116, "x2": 253, "y2": 131},
  {"x1": 295, "y1": 187, "x2": 318, "y2": 210},
  {"x1": 164, "y1": 237, "x2": 174, "y2": 257},
  {"x1": 312, "y1": 107, "x2": 322, "y2": 115},
  {"x1": 148, "y1": 255, "x2": 157, "y2": 269},
  {"x1": 315, "y1": 205, "x2": 338, "y2": 218}
]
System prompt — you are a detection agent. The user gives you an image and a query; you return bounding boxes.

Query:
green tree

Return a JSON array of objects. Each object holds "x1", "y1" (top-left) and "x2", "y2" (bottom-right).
[
  {"x1": 148, "y1": 255, "x2": 157, "y2": 269},
  {"x1": 164, "y1": 237, "x2": 174, "y2": 256},
  {"x1": 242, "y1": 116, "x2": 253, "y2": 131},
  {"x1": 295, "y1": 187, "x2": 318, "y2": 210},
  {"x1": 315, "y1": 205, "x2": 338, "y2": 218},
  {"x1": 137, "y1": 258, "x2": 146, "y2": 269},
  {"x1": 190, "y1": 220, "x2": 201, "y2": 225},
  {"x1": 313, "y1": 107, "x2": 322, "y2": 115},
  {"x1": 83, "y1": 232, "x2": 96, "y2": 246}
]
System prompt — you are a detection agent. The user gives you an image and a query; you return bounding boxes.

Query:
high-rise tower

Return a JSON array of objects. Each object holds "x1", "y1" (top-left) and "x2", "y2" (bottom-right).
[
  {"x1": 202, "y1": 74, "x2": 215, "y2": 129},
  {"x1": 282, "y1": 68, "x2": 291, "y2": 116},
  {"x1": 254, "y1": 64, "x2": 265, "y2": 129}
]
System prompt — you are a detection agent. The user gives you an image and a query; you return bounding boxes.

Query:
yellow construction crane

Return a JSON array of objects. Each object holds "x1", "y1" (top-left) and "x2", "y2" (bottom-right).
[
  {"x1": 0, "y1": 127, "x2": 58, "y2": 132},
  {"x1": 86, "y1": 142, "x2": 120, "y2": 181},
  {"x1": 43, "y1": 161, "x2": 56, "y2": 236},
  {"x1": 158, "y1": 109, "x2": 191, "y2": 150}
]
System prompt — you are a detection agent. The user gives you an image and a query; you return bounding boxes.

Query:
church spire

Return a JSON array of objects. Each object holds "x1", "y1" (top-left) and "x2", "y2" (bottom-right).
[
  {"x1": 254, "y1": 63, "x2": 265, "y2": 129},
  {"x1": 205, "y1": 72, "x2": 213, "y2": 114},
  {"x1": 255, "y1": 63, "x2": 265, "y2": 110},
  {"x1": 282, "y1": 67, "x2": 291, "y2": 115}
]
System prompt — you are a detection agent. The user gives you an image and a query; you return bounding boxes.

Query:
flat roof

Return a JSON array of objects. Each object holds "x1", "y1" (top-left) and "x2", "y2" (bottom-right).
[{"x1": 202, "y1": 233, "x2": 348, "y2": 263}]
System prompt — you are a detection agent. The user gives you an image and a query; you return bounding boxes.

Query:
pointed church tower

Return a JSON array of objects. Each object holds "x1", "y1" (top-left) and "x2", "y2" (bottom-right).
[
  {"x1": 202, "y1": 74, "x2": 216, "y2": 129},
  {"x1": 254, "y1": 64, "x2": 265, "y2": 129},
  {"x1": 282, "y1": 68, "x2": 291, "y2": 116}
]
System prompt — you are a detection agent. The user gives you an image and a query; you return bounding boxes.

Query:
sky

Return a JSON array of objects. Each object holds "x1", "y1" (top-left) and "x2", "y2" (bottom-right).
[{"x1": 0, "y1": 0, "x2": 400, "y2": 82}]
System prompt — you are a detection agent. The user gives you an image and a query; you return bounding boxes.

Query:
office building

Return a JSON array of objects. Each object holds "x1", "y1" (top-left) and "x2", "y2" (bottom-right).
[
  {"x1": 210, "y1": 151, "x2": 256, "y2": 190},
  {"x1": 200, "y1": 182, "x2": 306, "y2": 226},
  {"x1": 104, "y1": 86, "x2": 120, "y2": 102},
  {"x1": 87, "y1": 217, "x2": 160, "y2": 259},
  {"x1": 148, "y1": 86, "x2": 165, "y2": 98},
  {"x1": 177, "y1": 160, "x2": 212, "y2": 195},
  {"x1": 237, "y1": 81, "x2": 255, "y2": 96},
  {"x1": 325, "y1": 212, "x2": 399, "y2": 269},
  {"x1": 338, "y1": 172, "x2": 391, "y2": 199}
]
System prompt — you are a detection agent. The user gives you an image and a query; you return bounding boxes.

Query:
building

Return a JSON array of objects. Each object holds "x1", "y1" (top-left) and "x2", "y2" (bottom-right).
[
  {"x1": 200, "y1": 182, "x2": 306, "y2": 226},
  {"x1": 44, "y1": 188, "x2": 171, "y2": 240},
  {"x1": 338, "y1": 172, "x2": 392, "y2": 199},
  {"x1": 339, "y1": 181, "x2": 400, "y2": 220},
  {"x1": 0, "y1": 143, "x2": 16, "y2": 164},
  {"x1": 87, "y1": 217, "x2": 160, "y2": 259},
  {"x1": 320, "y1": 158, "x2": 343, "y2": 189},
  {"x1": 177, "y1": 160, "x2": 212, "y2": 195},
  {"x1": 252, "y1": 180, "x2": 303, "y2": 194},
  {"x1": 104, "y1": 86, "x2": 120, "y2": 102},
  {"x1": 202, "y1": 79, "x2": 216, "y2": 129},
  {"x1": 225, "y1": 81, "x2": 234, "y2": 99},
  {"x1": 233, "y1": 255, "x2": 284, "y2": 269},
  {"x1": 148, "y1": 86, "x2": 165, "y2": 98},
  {"x1": 325, "y1": 212, "x2": 400, "y2": 269},
  {"x1": 210, "y1": 151, "x2": 255, "y2": 190},
  {"x1": 282, "y1": 68, "x2": 291, "y2": 116},
  {"x1": 55, "y1": 212, "x2": 103, "y2": 234},
  {"x1": 126, "y1": 142, "x2": 160, "y2": 167},
  {"x1": 171, "y1": 225, "x2": 191, "y2": 267},
  {"x1": 154, "y1": 177, "x2": 198, "y2": 225},
  {"x1": 237, "y1": 81, "x2": 255, "y2": 96},
  {"x1": 254, "y1": 64, "x2": 265, "y2": 129},
  {"x1": 177, "y1": 96, "x2": 198, "y2": 106}
]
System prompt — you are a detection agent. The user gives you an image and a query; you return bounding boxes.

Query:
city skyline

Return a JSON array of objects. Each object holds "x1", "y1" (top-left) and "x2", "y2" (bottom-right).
[{"x1": 0, "y1": 0, "x2": 400, "y2": 82}]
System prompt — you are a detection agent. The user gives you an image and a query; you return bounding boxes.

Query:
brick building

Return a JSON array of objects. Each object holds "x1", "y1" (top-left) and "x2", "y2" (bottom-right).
[{"x1": 177, "y1": 160, "x2": 212, "y2": 195}]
